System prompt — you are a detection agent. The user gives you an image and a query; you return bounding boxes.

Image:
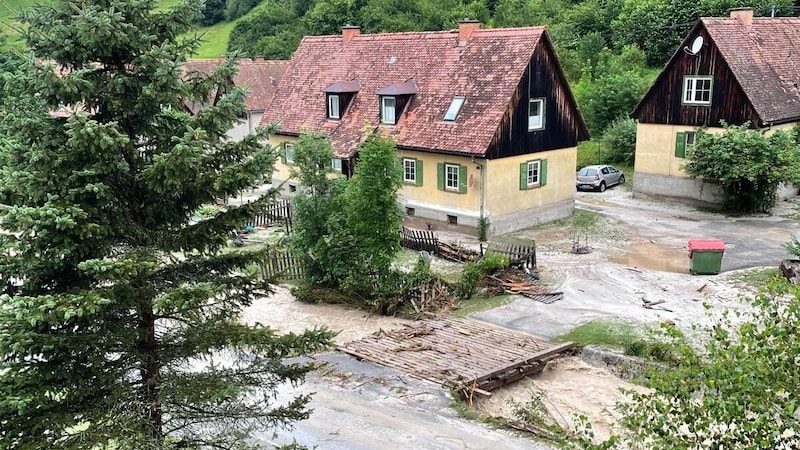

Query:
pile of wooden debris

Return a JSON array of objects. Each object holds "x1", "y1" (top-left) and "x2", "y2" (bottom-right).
[{"x1": 486, "y1": 267, "x2": 564, "y2": 304}]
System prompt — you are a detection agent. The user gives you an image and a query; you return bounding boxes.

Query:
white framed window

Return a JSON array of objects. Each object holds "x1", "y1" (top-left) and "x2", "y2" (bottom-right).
[
  {"x1": 381, "y1": 96, "x2": 396, "y2": 124},
  {"x1": 685, "y1": 131, "x2": 696, "y2": 147},
  {"x1": 331, "y1": 158, "x2": 342, "y2": 171},
  {"x1": 403, "y1": 158, "x2": 416, "y2": 183},
  {"x1": 445, "y1": 164, "x2": 459, "y2": 190},
  {"x1": 683, "y1": 76, "x2": 712, "y2": 105},
  {"x1": 328, "y1": 94, "x2": 340, "y2": 119},
  {"x1": 444, "y1": 96, "x2": 465, "y2": 121},
  {"x1": 528, "y1": 98, "x2": 545, "y2": 131},
  {"x1": 284, "y1": 143, "x2": 295, "y2": 163},
  {"x1": 526, "y1": 160, "x2": 541, "y2": 186}
]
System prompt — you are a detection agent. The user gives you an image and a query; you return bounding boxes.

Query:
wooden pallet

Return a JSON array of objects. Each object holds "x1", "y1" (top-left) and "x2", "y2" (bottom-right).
[{"x1": 338, "y1": 317, "x2": 575, "y2": 397}]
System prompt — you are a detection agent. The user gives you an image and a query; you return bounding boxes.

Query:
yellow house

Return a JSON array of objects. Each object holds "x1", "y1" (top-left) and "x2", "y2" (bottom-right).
[
  {"x1": 631, "y1": 8, "x2": 800, "y2": 206},
  {"x1": 262, "y1": 21, "x2": 589, "y2": 235}
]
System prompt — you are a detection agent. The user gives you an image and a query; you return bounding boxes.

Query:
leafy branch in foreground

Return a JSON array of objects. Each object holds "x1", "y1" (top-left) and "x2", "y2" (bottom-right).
[{"x1": 611, "y1": 280, "x2": 800, "y2": 449}]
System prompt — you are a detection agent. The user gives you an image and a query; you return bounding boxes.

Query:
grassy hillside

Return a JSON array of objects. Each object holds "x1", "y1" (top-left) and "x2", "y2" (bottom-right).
[{"x1": 0, "y1": 0, "x2": 237, "y2": 58}]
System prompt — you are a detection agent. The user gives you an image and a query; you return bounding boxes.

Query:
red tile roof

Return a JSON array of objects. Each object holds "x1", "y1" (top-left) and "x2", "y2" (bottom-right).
[
  {"x1": 183, "y1": 58, "x2": 288, "y2": 112},
  {"x1": 702, "y1": 17, "x2": 800, "y2": 123},
  {"x1": 260, "y1": 27, "x2": 548, "y2": 157}
]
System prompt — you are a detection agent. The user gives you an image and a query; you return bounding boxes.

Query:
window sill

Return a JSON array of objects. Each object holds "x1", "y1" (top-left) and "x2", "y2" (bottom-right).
[{"x1": 527, "y1": 128, "x2": 545, "y2": 132}]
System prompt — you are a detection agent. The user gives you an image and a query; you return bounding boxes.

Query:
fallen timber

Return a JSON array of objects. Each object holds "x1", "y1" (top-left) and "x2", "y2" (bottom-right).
[
  {"x1": 338, "y1": 317, "x2": 576, "y2": 400},
  {"x1": 487, "y1": 268, "x2": 564, "y2": 304}
]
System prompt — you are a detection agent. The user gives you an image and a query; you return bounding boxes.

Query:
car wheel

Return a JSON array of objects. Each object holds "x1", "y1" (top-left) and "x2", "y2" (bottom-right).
[
  {"x1": 598, "y1": 182, "x2": 606, "y2": 192},
  {"x1": 619, "y1": 175, "x2": 626, "y2": 185}
]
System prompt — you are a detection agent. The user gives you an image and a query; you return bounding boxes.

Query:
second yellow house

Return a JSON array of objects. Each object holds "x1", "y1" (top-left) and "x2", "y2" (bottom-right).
[{"x1": 631, "y1": 8, "x2": 800, "y2": 206}]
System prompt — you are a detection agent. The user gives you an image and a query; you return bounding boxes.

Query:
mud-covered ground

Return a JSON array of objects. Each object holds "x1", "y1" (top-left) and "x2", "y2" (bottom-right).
[{"x1": 240, "y1": 184, "x2": 800, "y2": 449}]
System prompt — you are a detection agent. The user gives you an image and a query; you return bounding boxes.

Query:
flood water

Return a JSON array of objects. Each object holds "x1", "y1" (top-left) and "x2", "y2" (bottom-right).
[{"x1": 609, "y1": 242, "x2": 689, "y2": 274}]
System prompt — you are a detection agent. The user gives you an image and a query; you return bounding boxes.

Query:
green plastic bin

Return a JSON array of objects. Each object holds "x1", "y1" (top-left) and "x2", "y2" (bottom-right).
[{"x1": 688, "y1": 239, "x2": 725, "y2": 275}]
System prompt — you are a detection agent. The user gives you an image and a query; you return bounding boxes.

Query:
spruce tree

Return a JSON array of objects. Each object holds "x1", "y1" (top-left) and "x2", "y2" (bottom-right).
[{"x1": 0, "y1": 1, "x2": 332, "y2": 448}]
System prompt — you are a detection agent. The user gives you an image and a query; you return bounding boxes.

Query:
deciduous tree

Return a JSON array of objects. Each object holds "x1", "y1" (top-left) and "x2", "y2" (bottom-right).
[
  {"x1": 0, "y1": 1, "x2": 332, "y2": 448},
  {"x1": 684, "y1": 123, "x2": 800, "y2": 213},
  {"x1": 619, "y1": 282, "x2": 800, "y2": 449},
  {"x1": 289, "y1": 131, "x2": 402, "y2": 306}
]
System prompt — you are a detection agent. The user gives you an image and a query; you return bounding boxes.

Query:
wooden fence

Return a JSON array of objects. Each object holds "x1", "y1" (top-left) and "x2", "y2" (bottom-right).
[
  {"x1": 483, "y1": 240, "x2": 537, "y2": 269},
  {"x1": 249, "y1": 198, "x2": 293, "y2": 234},
  {"x1": 400, "y1": 226, "x2": 440, "y2": 254},
  {"x1": 259, "y1": 250, "x2": 304, "y2": 280}
]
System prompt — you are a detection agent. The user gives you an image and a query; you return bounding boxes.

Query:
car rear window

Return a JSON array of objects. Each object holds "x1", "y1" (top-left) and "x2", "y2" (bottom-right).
[{"x1": 579, "y1": 168, "x2": 596, "y2": 176}]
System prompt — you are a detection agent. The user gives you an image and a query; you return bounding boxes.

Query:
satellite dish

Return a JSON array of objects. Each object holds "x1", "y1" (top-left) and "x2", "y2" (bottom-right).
[{"x1": 685, "y1": 36, "x2": 704, "y2": 55}]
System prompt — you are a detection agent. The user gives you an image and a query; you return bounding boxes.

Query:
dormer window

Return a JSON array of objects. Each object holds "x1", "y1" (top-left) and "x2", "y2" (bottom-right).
[
  {"x1": 381, "y1": 96, "x2": 396, "y2": 124},
  {"x1": 323, "y1": 80, "x2": 360, "y2": 120},
  {"x1": 444, "y1": 96, "x2": 465, "y2": 121},
  {"x1": 328, "y1": 94, "x2": 340, "y2": 119},
  {"x1": 377, "y1": 80, "x2": 417, "y2": 126}
]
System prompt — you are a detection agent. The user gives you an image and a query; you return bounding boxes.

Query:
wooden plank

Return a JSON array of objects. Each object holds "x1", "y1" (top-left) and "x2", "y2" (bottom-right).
[{"x1": 467, "y1": 342, "x2": 576, "y2": 383}]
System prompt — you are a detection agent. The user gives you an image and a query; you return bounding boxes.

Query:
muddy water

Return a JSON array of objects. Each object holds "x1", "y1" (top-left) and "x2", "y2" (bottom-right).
[{"x1": 609, "y1": 242, "x2": 689, "y2": 273}]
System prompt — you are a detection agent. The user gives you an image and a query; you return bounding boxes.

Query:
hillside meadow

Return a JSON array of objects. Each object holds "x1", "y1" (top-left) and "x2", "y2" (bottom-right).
[{"x1": 0, "y1": 0, "x2": 233, "y2": 58}]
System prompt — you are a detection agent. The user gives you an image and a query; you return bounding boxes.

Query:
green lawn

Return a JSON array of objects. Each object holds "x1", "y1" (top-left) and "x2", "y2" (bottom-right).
[
  {"x1": 0, "y1": 0, "x2": 35, "y2": 49},
  {"x1": 0, "y1": 0, "x2": 237, "y2": 58},
  {"x1": 554, "y1": 318, "x2": 641, "y2": 350},
  {"x1": 192, "y1": 20, "x2": 237, "y2": 58}
]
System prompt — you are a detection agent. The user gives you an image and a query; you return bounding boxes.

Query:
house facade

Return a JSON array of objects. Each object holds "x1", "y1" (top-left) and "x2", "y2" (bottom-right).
[
  {"x1": 261, "y1": 21, "x2": 589, "y2": 235},
  {"x1": 631, "y1": 8, "x2": 800, "y2": 205},
  {"x1": 183, "y1": 58, "x2": 288, "y2": 141}
]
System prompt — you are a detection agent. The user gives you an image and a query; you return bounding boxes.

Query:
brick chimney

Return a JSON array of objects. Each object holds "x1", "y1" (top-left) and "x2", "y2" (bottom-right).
[
  {"x1": 342, "y1": 25, "x2": 361, "y2": 43},
  {"x1": 730, "y1": 7, "x2": 753, "y2": 26},
  {"x1": 458, "y1": 19, "x2": 480, "y2": 45}
]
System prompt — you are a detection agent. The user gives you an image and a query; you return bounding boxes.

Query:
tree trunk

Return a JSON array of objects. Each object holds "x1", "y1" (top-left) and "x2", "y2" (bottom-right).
[{"x1": 139, "y1": 297, "x2": 162, "y2": 441}]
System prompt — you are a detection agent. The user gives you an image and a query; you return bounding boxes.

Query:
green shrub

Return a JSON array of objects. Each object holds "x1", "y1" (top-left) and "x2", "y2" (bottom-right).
[
  {"x1": 477, "y1": 252, "x2": 510, "y2": 273},
  {"x1": 477, "y1": 216, "x2": 490, "y2": 242},
  {"x1": 455, "y1": 262, "x2": 483, "y2": 300},
  {"x1": 196, "y1": 204, "x2": 221, "y2": 219},
  {"x1": 624, "y1": 339, "x2": 679, "y2": 364},
  {"x1": 455, "y1": 253, "x2": 509, "y2": 300},
  {"x1": 576, "y1": 141, "x2": 602, "y2": 169},
  {"x1": 600, "y1": 117, "x2": 637, "y2": 166}
]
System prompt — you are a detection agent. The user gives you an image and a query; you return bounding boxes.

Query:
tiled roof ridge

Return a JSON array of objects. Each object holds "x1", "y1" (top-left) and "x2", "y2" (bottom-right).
[
  {"x1": 302, "y1": 26, "x2": 545, "y2": 41},
  {"x1": 185, "y1": 57, "x2": 287, "y2": 64},
  {"x1": 701, "y1": 16, "x2": 800, "y2": 22}
]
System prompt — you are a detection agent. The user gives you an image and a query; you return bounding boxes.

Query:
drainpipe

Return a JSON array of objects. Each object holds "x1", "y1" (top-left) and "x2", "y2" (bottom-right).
[{"x1": 472, "y1": 157, "x2": 486, "y2": 222}]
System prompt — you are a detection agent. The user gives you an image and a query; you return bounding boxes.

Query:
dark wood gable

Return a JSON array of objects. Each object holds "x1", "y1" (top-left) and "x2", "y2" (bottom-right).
[
  {"x1": 485, "y1": 34, "x2": 590, "y2": 160},
  {"x1": 631, "y1": 24, "x2": 762, "y2": 128}
]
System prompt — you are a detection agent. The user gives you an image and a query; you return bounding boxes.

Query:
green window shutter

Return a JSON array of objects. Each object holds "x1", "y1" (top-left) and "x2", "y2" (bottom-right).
[
  {"x1": 397, "y1": 157, "x2": 404, "y2": 182},
  {"x1": 519, "y1": 162, "x2": 528, "y2": 190},
  {"x1": 675, "y1": 132, "x2": 686, "y2": 158},
  {"x1": 437, "y1": 162, "x2": 445, "y2": 191},
  {"x1": 281, "y1": 143, "x2": 287, "y2": 164},
  {"x1": 540, "y1": 159, "x2": 548, "y2": 186},
  {"x1": 458, "y1": 164, "x2": 467, "y2": 194},
  {"x1": 415, "y1": 159, "x2": 423, "y2": 186}
]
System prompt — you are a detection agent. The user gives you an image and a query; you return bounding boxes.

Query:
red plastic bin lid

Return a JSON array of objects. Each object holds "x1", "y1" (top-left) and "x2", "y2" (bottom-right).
[{"x1": 688, "y1": 239, "x2": 725, "y2": 252}]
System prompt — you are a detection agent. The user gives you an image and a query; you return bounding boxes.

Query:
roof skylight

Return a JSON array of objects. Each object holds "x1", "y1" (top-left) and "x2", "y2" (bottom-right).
[{"x1": 444, "y1": 96, "x2": 465, "y2": 121}]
